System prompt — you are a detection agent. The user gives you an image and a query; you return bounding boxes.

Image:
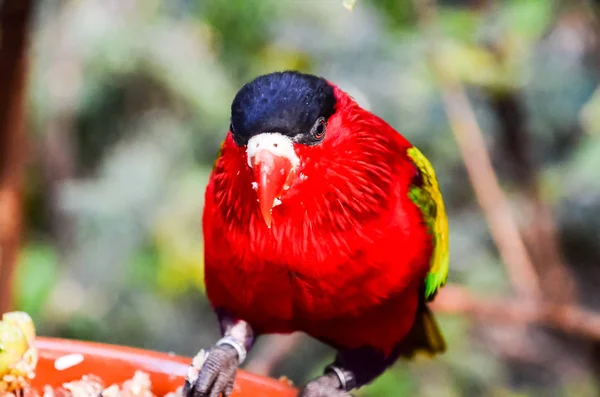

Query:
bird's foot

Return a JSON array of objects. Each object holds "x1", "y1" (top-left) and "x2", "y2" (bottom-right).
[
  {"x1": 298, "y1": 374, "x2": 353, "y2": 397},
  {"x1": 183, "y1": 344, "x2": 239, "y2": 397}
]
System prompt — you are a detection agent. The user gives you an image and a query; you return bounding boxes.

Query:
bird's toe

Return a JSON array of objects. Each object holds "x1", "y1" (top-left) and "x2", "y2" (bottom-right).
[
  {"x1": 299, "y1": 375, "x2": 353, "y2": 397},
  {"x1": 183, "y1": 345, "x2": 239, "y2": 397}
]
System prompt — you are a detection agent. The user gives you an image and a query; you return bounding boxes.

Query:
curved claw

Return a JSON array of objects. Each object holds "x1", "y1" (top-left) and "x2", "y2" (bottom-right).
[
  {"x1": 183, "y1": 345, "x2": 239, "y2": 397},
  {"x1": 298, "y1": 374, "x2": 353, "y2": 397}
]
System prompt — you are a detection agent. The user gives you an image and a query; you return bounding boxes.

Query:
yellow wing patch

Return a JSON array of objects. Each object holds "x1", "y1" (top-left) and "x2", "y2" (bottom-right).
[{"x1": 406, "y1": 146, "x2": 449, "y2": 301}]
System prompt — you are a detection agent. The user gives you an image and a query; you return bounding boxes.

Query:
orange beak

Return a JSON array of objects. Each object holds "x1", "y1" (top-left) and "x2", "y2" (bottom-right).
[{"x1": 251, "y1": 150, "x2": 295, "y2": 227}]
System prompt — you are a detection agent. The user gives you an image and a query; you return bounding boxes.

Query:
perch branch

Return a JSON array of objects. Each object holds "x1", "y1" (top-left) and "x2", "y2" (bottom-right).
[
  {"x1": 412, "y1": 0, "x2": 542, "y2": 299},
  {"x1": 433, "y1": 285, "x2": 600, "y2": 341},
  {"x1": 0, "y1": 0, "x2": 33, "y2": 313}
]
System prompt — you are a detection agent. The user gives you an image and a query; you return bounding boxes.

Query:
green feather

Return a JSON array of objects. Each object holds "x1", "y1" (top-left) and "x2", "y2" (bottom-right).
[{"x1": 406, "y1": 147, "x2": 450, "y2": 301}]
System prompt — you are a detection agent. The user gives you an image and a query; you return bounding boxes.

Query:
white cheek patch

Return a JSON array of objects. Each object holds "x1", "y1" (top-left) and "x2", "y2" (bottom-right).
[{"x1": 246, "y1": 133, "x2": 300, "y2": 168}]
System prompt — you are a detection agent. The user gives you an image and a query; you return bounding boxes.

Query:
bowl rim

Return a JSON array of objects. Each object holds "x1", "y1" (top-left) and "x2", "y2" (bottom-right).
[{"x1": 34, "y1": 336, "x2": 297, "y2": 393}]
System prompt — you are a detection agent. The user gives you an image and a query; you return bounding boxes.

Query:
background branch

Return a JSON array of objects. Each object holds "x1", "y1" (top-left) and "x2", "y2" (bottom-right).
[
  {"x1": 433, "y1": 285, "x2": 600, "y2": 341},
  {"x1": 0, "y1": 0, "x2": 33, "y2": 313},
  {"x1": 412, "y1": 0, "x2": 542, "y2": 300}
]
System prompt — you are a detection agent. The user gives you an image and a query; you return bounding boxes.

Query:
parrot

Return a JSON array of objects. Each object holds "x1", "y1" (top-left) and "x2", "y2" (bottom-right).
[{"x1": 182, "y1": 70, "x2": 450, "y2": 397}]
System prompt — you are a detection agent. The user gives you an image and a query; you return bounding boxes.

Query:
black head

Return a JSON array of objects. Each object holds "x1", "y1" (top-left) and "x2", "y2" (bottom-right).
[{"x1": 230, "y1": 71, "x2": 337, "y2": 146}]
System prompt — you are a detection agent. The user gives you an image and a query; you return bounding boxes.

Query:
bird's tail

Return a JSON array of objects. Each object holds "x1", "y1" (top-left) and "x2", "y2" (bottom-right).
[{"x1": 395, "y1": 299, "x2": 446, "y2": 359}]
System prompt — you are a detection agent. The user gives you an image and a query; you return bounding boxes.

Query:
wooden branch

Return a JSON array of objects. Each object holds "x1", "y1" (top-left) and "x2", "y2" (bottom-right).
[
  {"x1": 486, "y1": 80, "x2": 576, "y2": 303},
  {"x1": 0, "y1": 0, "x2": 33, "y2": 313},
  {"x1": 433, "y1": 285, "x2": 600, "y2": 341},
  {"x1": 412, "y1": 0, "x2": 542, "y2": 300}
]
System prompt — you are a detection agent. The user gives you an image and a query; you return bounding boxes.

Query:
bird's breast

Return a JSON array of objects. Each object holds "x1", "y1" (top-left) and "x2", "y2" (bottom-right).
[
  {"x1": 203, "y1": 204, "x2": 430, "y2": 337},
  {"x1": 203, "y1": 148, "x2": 432, "y2": 339}
]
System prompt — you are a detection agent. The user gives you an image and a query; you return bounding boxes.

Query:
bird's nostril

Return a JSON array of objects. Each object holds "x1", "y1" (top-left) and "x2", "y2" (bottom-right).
[
  {"x1": 273, "y1": 143, "x2": 278, "y2": 148},
  {"x1": 256, "y1": 143, "x2": 259, "y2": 148}
]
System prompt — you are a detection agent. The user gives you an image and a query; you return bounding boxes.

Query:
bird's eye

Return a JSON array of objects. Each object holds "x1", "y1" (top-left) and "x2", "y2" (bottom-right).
[{"x1": 312, "y1": 117, "x2": 327, "y2": 140}]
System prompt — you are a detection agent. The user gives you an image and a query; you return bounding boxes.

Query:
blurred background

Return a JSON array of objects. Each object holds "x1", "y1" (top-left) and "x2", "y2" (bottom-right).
[{"x1": 1, "y1": 0, "x2": 600, "y2": 396}]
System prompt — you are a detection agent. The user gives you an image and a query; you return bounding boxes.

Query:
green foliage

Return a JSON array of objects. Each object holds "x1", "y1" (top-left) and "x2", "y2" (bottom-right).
[
  {"x1": 438, "y1": 7, "x2": 482, "y2": 43},
  {"x1": 127, "y1": 244, "x2": 162, "y2": 292},
  {"x1": 13, "y1": 243, "x2": 59, "y2": 321},
  {"x1": 152, "y1": 169, "x2": 210, "y2": 296},
  {"x1": 194, "y1": 0, "x2": 282, "y2": 80},
  {"x1": 427, "y1": 0, "x2": 555, "y2": 93},
  {"x1": 500, "y1": 0, "x2": 554, "y2": 41},
  {"x1": 368, "y1": 0, "x2": 416, "y2": 32},
  {"x1": 357, "y1": 365, "x2": 415, "y2": 396},
  {"x1": 581, "y1": 87, "x2": 600, "y2": 135},
  {"x1": 557, "y1": 135, "x2": 600, "y2": 193}
]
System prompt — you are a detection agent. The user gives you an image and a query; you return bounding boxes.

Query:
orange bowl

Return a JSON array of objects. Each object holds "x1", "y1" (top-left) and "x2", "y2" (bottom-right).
[{"x1": 33, "y1": 337, "x2": 298, "y2": 397}]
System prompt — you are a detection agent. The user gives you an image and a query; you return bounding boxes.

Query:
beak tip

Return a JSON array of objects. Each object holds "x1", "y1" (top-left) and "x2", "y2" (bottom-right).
[
  {"x1": 258, "y1": 200, "x2": 273, "y2": 227},
  {"x1": 261, "y1": 210, "x2": 272, "y2": 228}
]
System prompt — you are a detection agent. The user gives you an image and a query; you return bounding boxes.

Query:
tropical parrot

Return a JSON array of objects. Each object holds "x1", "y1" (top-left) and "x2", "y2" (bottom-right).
[{"x1": 182, "y1": 70, "x2": 449, "y2": 397}]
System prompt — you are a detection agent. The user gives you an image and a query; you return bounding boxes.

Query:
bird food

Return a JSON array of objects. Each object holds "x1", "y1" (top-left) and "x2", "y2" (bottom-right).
[
  {"x1": 2, "y1": 370, "x2": 183, "y2": 397},
  {"x1": 0, "y1": 312, "x2": 182, "y2": 397}
]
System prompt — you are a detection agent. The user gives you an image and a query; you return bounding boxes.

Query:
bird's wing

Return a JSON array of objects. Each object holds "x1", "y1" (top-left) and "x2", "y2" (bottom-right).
[{"x1": 406, "y1": 146, "x2": 449, "y2": 301}]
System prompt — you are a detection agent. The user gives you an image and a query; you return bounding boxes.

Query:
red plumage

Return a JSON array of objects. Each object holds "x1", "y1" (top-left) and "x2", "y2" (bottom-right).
[{"x1": 203, "y1": 84, "x2": 433, "y2": 356}]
